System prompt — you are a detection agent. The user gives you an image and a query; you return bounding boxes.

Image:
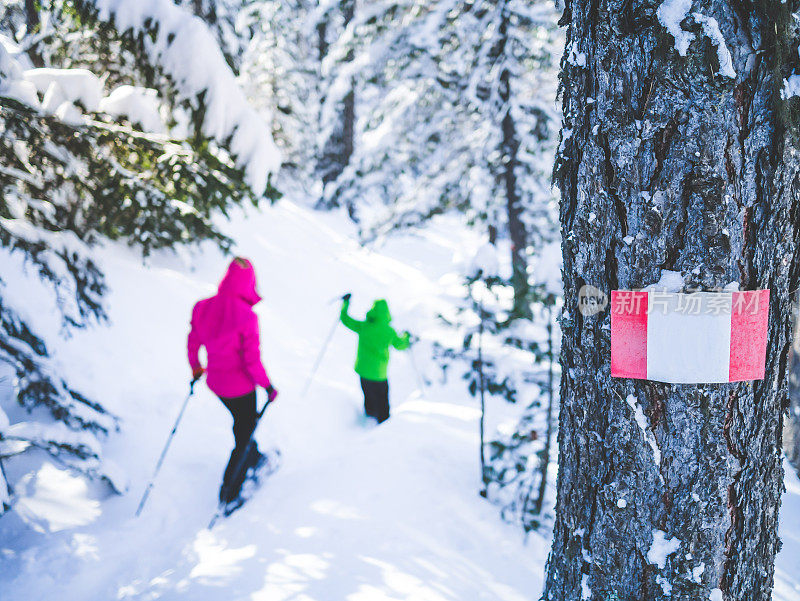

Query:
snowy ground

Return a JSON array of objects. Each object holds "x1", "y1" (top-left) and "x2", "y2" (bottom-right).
[
  {"x1": 0, "y1": 200, "x2": 799, "y2": 600},
  {"x1": 0, "y1": 200, "x2": 549, "y2": 600}
]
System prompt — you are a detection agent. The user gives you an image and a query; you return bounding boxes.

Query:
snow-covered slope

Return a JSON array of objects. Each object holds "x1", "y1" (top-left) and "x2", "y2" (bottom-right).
[
  {"x1": 1, "y1": 200, "x2": 799, "y2": 600},
  {"x1": 0, "y1": 201, "x2": 549, "y2": 600}
]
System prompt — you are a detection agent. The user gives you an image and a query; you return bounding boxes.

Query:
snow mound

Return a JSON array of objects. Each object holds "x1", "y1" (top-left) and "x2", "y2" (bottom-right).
[
  {"x1": 469, "y1": 242, "x2": 501, "y2": 278},
  {"x1": 0, "y1": 41, "x2": 40, "y2": 107},
  {"x1": 99, "y1": 85, "x2": 165, "y2": 133},
  {"x1": 24, "y1": 68, "x2": 103, "y2": 111},
  {"x1": 645, "y1": 269, "x2": 684, "y2": 292}
]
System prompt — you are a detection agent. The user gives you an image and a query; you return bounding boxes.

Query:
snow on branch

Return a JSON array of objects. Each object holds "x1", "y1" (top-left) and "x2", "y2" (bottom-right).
[
  {"x1": 99, "y1": 85, "x2": 165, "y2": 134},
  {"x1": 0, "y1": 42, "x2": 40, "y2": 108},
  {"x1": 86, "y1": 0, "x2": 281, "y2": 194},
  {"x1": 0, "y1": 419, "x2": 128, "y2": 494}
]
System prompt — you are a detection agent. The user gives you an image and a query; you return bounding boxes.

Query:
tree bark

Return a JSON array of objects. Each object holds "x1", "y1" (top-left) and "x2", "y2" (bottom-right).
[{"x1": 544, "y1": 2, "x2": 800, "y2": 600}]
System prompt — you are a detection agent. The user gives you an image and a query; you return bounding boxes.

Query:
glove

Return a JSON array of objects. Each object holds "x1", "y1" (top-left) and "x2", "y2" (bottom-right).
[
  {"x1": 342, "y1": 293, "x2": 352, "y2": 302},
  {"x1": 191, "y1": 366, "x2": 205, "y2": 381},
  {"x1": 266, "y1": 385, "x2": 279, "y2": 403}
]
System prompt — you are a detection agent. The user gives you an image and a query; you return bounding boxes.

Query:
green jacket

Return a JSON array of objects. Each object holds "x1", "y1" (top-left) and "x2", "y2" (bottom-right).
[{"x1": 340, "y1": 299, "x2": 410, "y2": 381}]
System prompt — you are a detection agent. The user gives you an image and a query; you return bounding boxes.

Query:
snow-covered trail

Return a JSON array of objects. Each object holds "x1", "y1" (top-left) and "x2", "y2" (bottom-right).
[
  {"x1": 0, "y1": 201, "x2": 549, "y2": 600},
  {"x1": 2, "y1": 199, "x2": 799, "y2": 600}
]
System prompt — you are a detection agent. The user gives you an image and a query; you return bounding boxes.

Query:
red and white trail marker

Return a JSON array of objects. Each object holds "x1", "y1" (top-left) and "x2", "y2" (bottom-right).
[{"x1": 611, "y1": 290, "x2": 770, "y2": 384}]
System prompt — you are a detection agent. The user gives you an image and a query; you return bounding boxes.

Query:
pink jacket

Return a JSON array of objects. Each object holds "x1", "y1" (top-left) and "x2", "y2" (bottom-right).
[{"x1": 188, "y1": 259, "x2": 272, "y2": 398}]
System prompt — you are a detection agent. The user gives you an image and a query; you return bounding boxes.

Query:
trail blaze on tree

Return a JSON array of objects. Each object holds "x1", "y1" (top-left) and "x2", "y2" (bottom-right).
[{"x1": 545, "y1": 2, "x2": 800, "y2": 600}]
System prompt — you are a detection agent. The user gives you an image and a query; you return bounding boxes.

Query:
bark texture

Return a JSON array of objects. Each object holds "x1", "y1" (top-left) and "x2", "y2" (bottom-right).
[{"x1": 545, "y1": 2, "x2": 800, "y2": 600}]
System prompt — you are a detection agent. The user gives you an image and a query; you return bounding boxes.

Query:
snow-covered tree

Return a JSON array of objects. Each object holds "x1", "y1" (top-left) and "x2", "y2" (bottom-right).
[
  {"x1": 241, "y1": 0, "x2": 321, "y2": 198},
  {"x1": 485, "y1": 297, "x2": 559, "y2": 532},
  {"x1": 433, "y1": 240, "x2": 560, "y2": 508},
  {"x1": 175, "y1": 0, "x2": 251, "y2": 71},
  {"x1": 0, "y1": 0, "x2": 280, "y2": 513},
  {"x1": 545, "y1": 2, "x2": 800, "y2": 599},
  {"x1": 325, "y1": 0, "x2": 561, "y2": 316}
]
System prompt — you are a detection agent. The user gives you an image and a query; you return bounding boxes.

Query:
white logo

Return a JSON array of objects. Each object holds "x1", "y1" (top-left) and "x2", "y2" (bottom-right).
[{"x1": 578, "y1": 285, "x2": 608, "y2": 316}]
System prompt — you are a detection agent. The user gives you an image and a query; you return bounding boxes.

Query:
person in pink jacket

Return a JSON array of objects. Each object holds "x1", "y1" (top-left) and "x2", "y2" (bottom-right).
[{"x1": 188, "y1": 257, "x2": 278, "y2": 504}]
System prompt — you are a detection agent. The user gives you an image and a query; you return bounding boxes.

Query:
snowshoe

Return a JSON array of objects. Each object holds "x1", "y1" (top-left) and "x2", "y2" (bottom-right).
[
  {"x1": 356, "y1": 407, "x2": 379, "y2": 429},
  {"x1": 244, "y1": 448, "x2": 281, "y2": 489},
  {"x1": 222, "y1": 496, "x2": 245, "y2": 517},
  {"x1": 220, "y1": 448, "x2": 282, "y2": 519}
]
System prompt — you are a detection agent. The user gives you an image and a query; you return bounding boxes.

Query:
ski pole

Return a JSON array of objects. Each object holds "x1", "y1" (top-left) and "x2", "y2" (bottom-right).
[
  {"x1": 135, "y1": 377, "x2": 199, "y2": 517},
  {"x1": 209, "y1": 394, "x2": 277, "y2": 529},
  {"x1": 302, "y1": 311, "x2": 341, "y2": 397}
]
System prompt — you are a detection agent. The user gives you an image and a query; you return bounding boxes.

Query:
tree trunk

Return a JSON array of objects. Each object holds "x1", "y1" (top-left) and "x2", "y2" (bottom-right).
[
  {"x1": 317, "y1": 20, "x2": 328, "y2": 63},
  {"x1": 544, "y1": 2, "x2": 800, "y2": 600},
  {"x1": 475, "y1": 282, "x2": 489, "y2": 496},
  {"x1": 24, "y1": 0, "x2": 43, "y2": 67},
  {"x1": 533, "y1": 304, "x2": 556, "y2": 516},
  {"x1": 498, "y1": 6, "x2": 531, "y2": 319},
  {"x1": 317, "y1": 0, "x2": 356, "y2": 213}
]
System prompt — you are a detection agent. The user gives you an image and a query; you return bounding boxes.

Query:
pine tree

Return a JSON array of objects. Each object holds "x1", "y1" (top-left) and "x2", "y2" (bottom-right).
[
  {"x1": 470, "y1": 0, "x2": 560, "y2": 318},
  {"x1": 433, "y1": 241, "x2": 560, "y2": 511},
  {"x1": 545, "y1": 2, "x2": 800, "y2": 599},
  {"x1": 484, "y1": 297, "x2": 560, "y2": 532}
]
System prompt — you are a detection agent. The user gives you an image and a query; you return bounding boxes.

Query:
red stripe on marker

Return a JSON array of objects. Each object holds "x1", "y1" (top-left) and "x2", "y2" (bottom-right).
[
  {"x1": 729, "y1": 290, "x2": 770, "y2": 382},
  {"x1": 610, "y1": 290, "x2": 648, "y2": 379}
]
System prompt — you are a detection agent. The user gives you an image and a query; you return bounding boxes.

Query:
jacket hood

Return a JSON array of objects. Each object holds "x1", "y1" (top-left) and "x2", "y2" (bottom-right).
[
  {"x1": 218, "y1": 258, "x2": 262, "y2": 306},
  {"x1": 366, "y1": 299, "x2": 392, "y2": 323}
]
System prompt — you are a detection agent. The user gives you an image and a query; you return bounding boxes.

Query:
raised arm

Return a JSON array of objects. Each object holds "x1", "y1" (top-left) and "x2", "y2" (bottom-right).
[
  {"x1": 391, "y1": 329, "x2": 411, "y2": 351},
  {"x1": 340, "y1": 299, "x2": 364, "y2": 333}
]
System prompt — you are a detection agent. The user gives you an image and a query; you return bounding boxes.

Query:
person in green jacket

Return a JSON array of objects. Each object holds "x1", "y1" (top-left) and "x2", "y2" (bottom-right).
[{"x1": 340, "y1": 294, "x2": 411, "y2": 423}]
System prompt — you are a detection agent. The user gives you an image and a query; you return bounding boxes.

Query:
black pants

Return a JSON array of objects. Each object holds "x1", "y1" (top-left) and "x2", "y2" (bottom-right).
[
  {"x1": 218, "y1": 390, "x2": 261, "y2": 502},
  {"x1": 360, "y1": 378, "x2": 390, "y2": 423}
]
